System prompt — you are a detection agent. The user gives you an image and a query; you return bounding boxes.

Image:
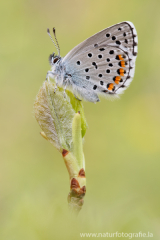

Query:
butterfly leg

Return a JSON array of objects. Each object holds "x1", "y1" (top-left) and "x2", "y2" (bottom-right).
[
  {"x1": 74, "y1": 94, "x2": 82, "y2": 101},
  {"x1": 63, "y1": 81, "x2": 68, "y2": 98},
  {"x1": 45, "y1": 71, "x2": 54, "y2": 81},
  {"x1": 54, "y1": 77, "x2": 58, "y2": 93}
]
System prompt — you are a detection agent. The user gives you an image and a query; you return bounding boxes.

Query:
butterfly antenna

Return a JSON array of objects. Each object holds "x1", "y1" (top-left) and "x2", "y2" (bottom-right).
[
  {"x1": 53, "y1": 28, "x2": 60, "y2": 57},
  {"x1": 47, "y1": 28, "x2": 59, "y2": 54}
]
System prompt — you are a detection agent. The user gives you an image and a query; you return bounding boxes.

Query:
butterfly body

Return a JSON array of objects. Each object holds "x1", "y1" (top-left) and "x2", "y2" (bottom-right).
[{"x1": 47, "y1": 21, "x2": 138, "y2": 102}]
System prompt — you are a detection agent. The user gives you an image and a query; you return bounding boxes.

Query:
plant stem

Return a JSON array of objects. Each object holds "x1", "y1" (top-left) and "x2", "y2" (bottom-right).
[{"x1": 62, "y1": 112, "x2": 86, "y2": 214}]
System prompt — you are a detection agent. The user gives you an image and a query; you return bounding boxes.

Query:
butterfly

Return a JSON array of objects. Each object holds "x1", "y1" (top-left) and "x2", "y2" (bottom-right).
[{"x1": 46, "y1": 22, "x2": 138, "y2": 103}]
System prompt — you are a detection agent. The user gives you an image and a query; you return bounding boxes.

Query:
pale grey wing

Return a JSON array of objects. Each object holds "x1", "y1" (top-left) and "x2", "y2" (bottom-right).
[
  {"x1": 63, "y1": 21, "x2": 137, "y2": 61},
  {"x1": 69, "y1": 75, "x2": 100, "y2": 102},
  {"x1": 65, "y1": 46, "x2": 133, "y2": 97},
  {"x1": 62, "y1": 21, "x2": 138, "y2": 99}
]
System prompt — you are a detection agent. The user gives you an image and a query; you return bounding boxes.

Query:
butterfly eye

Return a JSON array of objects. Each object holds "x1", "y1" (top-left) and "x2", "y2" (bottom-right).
[{"x1": 53, "y1": 57, "x2": 59, "y2": 63}]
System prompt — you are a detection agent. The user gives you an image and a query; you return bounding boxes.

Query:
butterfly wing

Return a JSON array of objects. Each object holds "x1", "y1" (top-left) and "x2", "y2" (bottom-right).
[{"x1": 62, "y1": 21, "x2": 138, "y2": 102}]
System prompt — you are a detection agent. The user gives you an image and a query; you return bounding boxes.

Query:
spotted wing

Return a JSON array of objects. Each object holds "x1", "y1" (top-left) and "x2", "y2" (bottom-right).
[{"x1": 62, "y1": 21, "x2": 138, "y2": 101}]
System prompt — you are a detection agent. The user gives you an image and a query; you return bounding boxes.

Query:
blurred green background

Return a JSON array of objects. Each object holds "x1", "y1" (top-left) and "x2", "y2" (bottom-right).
[{"x1": 1, "y1": 0, "x2": 160, "y2": 239}]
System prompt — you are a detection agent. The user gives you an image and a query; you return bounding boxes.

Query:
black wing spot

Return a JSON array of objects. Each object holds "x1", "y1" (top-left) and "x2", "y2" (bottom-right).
[
  {"x1": 98, "y1": 54, "x2": 102, "y2": 59},
  {"x1": 100, "y1": 81, "x2": 104, "y2": 85},
  {"x1": 94, "y1": 43, "x2": 98, "y2": 48},
  {"x1": 112, "y1": 36, "x2": 116, "y2": 40},
  {"x1": 92, "y1": 62, "x2": 98, "y2": 69},
  {"x1": 109, "y1": 63, "x2": 113, "y2": 67},
  {"x1": 116, "y1": 40, "x2": 121, "y2": 45},
  {"x1": 106, "y1": 33, "x2": 110, "y2": 37},
  {"x1": 93, "y1": 85, "x2": 97, "y2": 90},
  {"x1": 77, "y1": 61, "x2": 80, "y2": 65},
  {"x1": 125, "y1": 39, "x2": 128, "y2": 44},
  {"x1": 106, "y1": 58, "x2": 110, "y2": 62},
  {"x1": 109, "y1": 50, "x2": 114, "y2": 55},
  {"x1": 106, "y1": 69, "x2": 110, "y2": 73},
  {"x1": 85, "y1": 68, "x2": 89, "y2": 72},
  {"x1": 118, "y1": 27, "x2": 122, "y2": 31},
  {"x1": 99, "y1": 48, "x2": 105, "y2": 51},
  {"x1": 133, "y1": 52, "x2": 137, "y2": 56},
  {"x1": 123, "y1": 32, "x2": 126, "y2": 37},
  {"x1": 86, "y1": 76, "x2": 90, "y2": 80},
  {"x1": 98, "y1": 74, "x2": 103, "y2": 78},
  {"x1": 88, "y1": 53, "x2": 92, "y2": 57}
]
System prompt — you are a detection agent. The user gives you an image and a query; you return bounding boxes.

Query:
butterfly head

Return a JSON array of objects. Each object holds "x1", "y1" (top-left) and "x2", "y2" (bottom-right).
[{"x1": 49, "y1": 52, "x2": 61, "y2": 65}]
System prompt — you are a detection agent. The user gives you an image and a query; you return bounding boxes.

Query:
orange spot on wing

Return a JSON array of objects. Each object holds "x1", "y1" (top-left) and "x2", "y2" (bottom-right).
[
  {"x1": 118, "y1": 55, "x2": 124, "y2": 60},
  {"x1": 119, "y1": 68, "x2": 124, "y2": 76},
  {"x1": 115, "y1": 76, "x2": 121, "y2": 84},
  {"x1": 108, "y1": 83, "x2": 114, "y2": 90},
  {"x1": 118, "y1": 55, "x2": 125, "y2": 67},
  {"x1": 121, "y1": 60, "x2": 125, "y2": 67}
]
